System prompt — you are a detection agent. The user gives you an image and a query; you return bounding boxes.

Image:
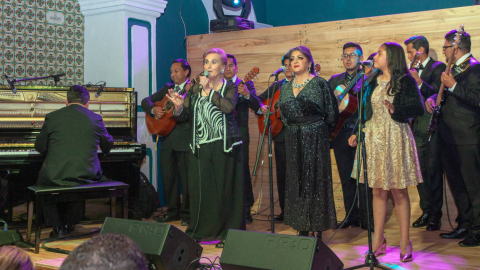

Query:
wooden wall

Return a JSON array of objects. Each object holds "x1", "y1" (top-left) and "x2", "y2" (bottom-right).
[
  {"x1": 186, "y1": 6, "x2": 480, "y2": 218},
  {"x1": 187, "y1": 6, "x2": 480, "y2": 91}
]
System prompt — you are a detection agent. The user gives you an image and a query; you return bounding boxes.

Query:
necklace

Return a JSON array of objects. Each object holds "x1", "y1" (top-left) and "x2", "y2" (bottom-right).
[{"x1": 292, "y1": 77, "x2": 310, "y2": 88}]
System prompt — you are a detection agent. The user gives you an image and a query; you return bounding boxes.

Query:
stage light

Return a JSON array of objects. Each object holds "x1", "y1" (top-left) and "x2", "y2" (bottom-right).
[
  {"x1": 211, "y1": 0, "x2": 254, "y2": 32},
  {"x1": 223, "y1": 0, "x2": 244, "y2": 8},
  {"x1": 213, "y1": 0, "x2": 251, "y2": 19}
]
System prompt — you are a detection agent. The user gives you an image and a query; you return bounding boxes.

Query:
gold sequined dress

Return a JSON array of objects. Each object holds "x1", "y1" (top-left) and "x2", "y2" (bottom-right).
[{"x1": 352, "y1": 78, "x2": 423, "y2": 190}]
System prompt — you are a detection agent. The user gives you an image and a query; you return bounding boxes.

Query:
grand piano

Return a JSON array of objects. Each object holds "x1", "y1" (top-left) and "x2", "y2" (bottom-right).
[{"x1": 0, "y1": 85, "x2": 146, "y2": 220}]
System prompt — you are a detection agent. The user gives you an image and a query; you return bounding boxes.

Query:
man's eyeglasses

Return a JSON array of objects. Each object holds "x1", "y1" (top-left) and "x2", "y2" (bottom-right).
[
  {"x1": 442, "y1": 45, "x2": 453, "y2": 51},
  {"x1": 341, "y1": 53, "x2": 359, "y2": 59}
]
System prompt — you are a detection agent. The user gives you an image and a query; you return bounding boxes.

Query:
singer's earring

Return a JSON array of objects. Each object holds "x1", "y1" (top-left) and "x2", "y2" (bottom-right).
[
  {"x1": 308, "y1": 66, "x2": 311, "y2": 73},
  {"x1": 221, "y1": 69, "x2": 225, "y2": 74}
]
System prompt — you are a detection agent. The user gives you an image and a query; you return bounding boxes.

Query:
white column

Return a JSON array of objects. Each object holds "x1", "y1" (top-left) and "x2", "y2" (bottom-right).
[{"x1": 79, "y1": 0, "x2": 167, "y2": 189}]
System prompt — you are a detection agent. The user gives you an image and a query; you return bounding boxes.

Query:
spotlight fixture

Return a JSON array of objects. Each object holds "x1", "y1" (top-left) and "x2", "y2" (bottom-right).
[{"x1": 211, "y1": 0, "x2": 254, "y2": 32}]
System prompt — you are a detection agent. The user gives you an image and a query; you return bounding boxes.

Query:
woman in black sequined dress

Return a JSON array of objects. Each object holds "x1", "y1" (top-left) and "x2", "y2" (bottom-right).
[{"x1": 278, "y1": 46, "x2": 339, "y2": 239}]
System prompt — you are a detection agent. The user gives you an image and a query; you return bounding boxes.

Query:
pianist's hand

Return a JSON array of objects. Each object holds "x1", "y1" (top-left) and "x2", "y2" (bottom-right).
[
  {"x1": 153, "y1": 107, "x2": 165, "y2": 119},
  {"x1": 166, "y1": 88, "x2": 185, "y2": 114}
]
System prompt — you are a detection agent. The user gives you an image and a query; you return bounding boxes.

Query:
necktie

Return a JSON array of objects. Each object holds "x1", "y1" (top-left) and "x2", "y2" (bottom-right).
[
  {"x1": 175, "y1": 85, "x2": 181, "y2": 93},
  {"x1": 418, "y1": 64, "x2": 424, "y2": 70}
]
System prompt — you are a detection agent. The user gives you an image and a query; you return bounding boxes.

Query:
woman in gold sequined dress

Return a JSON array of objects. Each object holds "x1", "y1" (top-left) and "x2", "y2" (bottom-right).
[{"x1": 349, "y1": 42, "x2": 424, "y2": 262}]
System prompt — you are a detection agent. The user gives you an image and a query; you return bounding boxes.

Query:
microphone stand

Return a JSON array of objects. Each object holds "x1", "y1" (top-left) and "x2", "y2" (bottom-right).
[
  {"x1": 252, "y1": 73, "x2": 280, "y2": 234},
  {"x1": 345, "y1": 67, "x2": 390, "y2": 270},
  {"x1": 3, "y1": 73, "x2": 66, "y2": 93}
]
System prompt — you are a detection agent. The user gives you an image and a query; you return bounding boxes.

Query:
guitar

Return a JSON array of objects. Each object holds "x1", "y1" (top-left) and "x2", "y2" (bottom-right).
[
  {"x1": 257, "y1": 64, "x2": 321, "y2": 137},
  {"x1": 410, "y1": 51, "x2": 422, "y2": 70},
  {"x1": 427, "y1": 25, "x2": 464, "y2": 141},
  {"x1": 145, "y1": 71, "x2": 210, "y2": 136},
  {"x1": 328, "y1": 70, "x2": 367, "y2": 141},
  {"x1": 314, "y1": 63, "x2": 321, "y2": 76}
]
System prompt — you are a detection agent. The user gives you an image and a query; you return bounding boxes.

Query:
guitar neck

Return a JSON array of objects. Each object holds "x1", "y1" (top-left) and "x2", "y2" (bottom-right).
[
  {"x1": 436, "y1": 49, "x2": 456, "y2": 106},
  {"x1": 338, "y1": 72, "x2": 364, "y2": 101}
]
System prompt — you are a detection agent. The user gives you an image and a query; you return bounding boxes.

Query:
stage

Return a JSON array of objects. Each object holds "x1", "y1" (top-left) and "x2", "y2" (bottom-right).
[{"x1": 12, "y1": 148, "x2": 480, "y2": 270}]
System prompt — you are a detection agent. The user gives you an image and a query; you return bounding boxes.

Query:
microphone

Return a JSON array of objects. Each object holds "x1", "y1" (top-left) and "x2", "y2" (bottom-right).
[
  {"x1": 203, "y1": 70, "x2": 210, "y2": 78},
  {"x1": 53, "y1": 73, "x2": 66, "y2": 77},
  {"x1": 4, "y1": 75, "x2": 17, "y2": 94},
  {"x1": 270, "y1": 66, "x2": 286, "y2": 77},
  {"x1": 358, "y1": 61, "x2": 374, "y2": 68},
  {"x1": 95, "y1": 82, "x2": 106, "y2": 98}
]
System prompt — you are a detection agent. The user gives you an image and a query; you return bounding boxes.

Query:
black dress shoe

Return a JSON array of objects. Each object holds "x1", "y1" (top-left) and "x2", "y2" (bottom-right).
[
  {"x1": 156, "y1": 214, "x2": 181, "y2": 223},
  {"x1": 274, "y1": 214, "x2": 284, "y2": 223},
  {"x1": 459, "y1": 234, "x2": 480, "y2": 247},
  {"x1": 49, "y1": 227, "x2": 63, "y2": 238},
  {"x1": 63, "y1": 224, "x2": 76, "y2": 235},
  {"x1": 181, "y1": 220, "x2": 189, "y2": 226},
  {"x1": 215, "y1": 241, "x2": 225, "y2": 248},
  {"x1": 298, "y1": 231, "x2": 310, "y2": 236},
  {"x1": 337, "y1": 219, "x2": 360, "y2": 229},
  {"x1": 440, "y1": 227, "x2": 469, "y2": 239},
  {"x1": 426, "y1": 220, "x2": 441, "y2": 231},
  {"x1": 412, "y1": 213, "x2": 429, "y2": 227}
]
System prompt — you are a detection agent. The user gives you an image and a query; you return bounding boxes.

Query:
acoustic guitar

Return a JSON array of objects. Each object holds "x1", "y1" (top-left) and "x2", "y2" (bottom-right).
[
  {"x1": 328, "y1": 71, "x2": 365, "y2": 141},
  {"x1": 145, "y1": 71, "x2": 207, "y2": 136},
  {"x1": 427, "y1": 25, "x2": 464, "y2": 141},
  {"x1": 257, "y1": 64, "x2": 321, "y2": 137}
]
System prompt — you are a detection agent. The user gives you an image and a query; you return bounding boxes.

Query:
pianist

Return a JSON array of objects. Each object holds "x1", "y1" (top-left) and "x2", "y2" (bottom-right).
[{"x1": 34, "y1": 85, "x2": 114, "y2": 238}]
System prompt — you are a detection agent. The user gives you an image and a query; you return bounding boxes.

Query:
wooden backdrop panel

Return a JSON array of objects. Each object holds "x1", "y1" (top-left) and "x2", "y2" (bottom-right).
[{"x1": 186, "y1": 5, "x2": 479, "y2": 219}]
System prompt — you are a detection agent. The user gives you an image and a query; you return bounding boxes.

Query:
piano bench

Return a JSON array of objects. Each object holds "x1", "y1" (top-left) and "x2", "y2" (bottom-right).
[{"x1": 26, "y1": 181, "x2": 129, "y2": 254}]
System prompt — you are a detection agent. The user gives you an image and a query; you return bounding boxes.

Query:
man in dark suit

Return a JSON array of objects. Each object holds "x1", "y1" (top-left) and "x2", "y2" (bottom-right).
[
  {"x1": 328, "y1": 42, "x2": 373, "y2": 230},
  {"x1": 35, "y1": 85, "x2": 114, "y2": 238},
  {"x1": 224, "y1": 54, "x2": 262, "y2": 223},
  {"x1": 404, "y1": 35, "x2": 446, "y2": 231},
  {"x1": 426, "y1": 30, "x2": 480, "y2": 246},
  {"x1": 257, "y1": 53, "x2": 291, "y2": 222},
  {"x1": 142, "y1": 59, "x2": 192, "y2": 226}
]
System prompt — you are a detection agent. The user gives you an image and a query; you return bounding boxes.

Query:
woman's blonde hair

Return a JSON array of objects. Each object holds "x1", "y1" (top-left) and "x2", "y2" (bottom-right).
[
  {"x1": 0, "y1": 246, "x2": 35, "y2": 270},
  {"x1": 203, "y1": 48, "x2": 228, "y2": 66}
]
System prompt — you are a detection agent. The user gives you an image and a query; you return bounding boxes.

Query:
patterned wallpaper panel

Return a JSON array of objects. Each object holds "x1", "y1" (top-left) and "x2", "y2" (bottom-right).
[{"x1": 0, "y1": 0, "x2": 84, "y2": 86}]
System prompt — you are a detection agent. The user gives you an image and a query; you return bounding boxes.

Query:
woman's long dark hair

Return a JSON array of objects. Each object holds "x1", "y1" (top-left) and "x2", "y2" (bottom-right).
[
  {"x1": 382, "y1": 42, "x2": 409, "y2": 95},
  {"x1": 287, "y1": 46, "x2": 316, "y2": 75}
]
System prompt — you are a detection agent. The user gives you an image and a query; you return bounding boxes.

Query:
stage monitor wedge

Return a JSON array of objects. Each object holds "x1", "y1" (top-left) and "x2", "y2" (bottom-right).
[
  {"x1": 101, "y1": 217, "x2": 202, "y2": 270},
  {"x1": 220, "y1": 230, "x2": 343, "y2": 270}
]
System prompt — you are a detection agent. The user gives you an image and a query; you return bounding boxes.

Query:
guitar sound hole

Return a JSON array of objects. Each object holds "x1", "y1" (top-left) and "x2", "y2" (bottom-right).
[{"x1": 165, "y1": 101, "x2": 173, "y2": 111}]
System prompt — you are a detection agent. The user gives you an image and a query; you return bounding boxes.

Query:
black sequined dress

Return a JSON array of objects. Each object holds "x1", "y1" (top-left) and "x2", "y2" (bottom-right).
[{"x1": 279, "y1": 76, "x2": 339, "y2": 232}]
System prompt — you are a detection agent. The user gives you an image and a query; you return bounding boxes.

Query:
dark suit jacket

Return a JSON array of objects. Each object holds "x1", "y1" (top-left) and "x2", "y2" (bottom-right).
[
  {"x1": 412, "y1": 58, "x2": 446, "y2": 137},
  {"x1": 328, "y1": 70, "x2": 364, "y2": 126},
  {"x1": 234, "y1": 79, "x2": 262, "y2": 128},
  {"x1": 141, "y1": 82, "x2": 191, "y2": 152},
  {"x1": 35, "y1": 104, "x2": 114, "y2": 186},
  {"x1": 258, "y1": 79, "x2": 288, "y2": 142},
  {"x1": 432, "y1": 56, "x2": 480, "y2": 145}
]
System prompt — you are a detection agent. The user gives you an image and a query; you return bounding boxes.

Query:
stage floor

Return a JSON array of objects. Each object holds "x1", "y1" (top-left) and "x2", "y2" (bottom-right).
[
  {"x1": 19, "y1": 190, "x2": 480, "y2": 270},
  {"x1": 9, "y1": 148, "x2": 480, "y2": 270}
]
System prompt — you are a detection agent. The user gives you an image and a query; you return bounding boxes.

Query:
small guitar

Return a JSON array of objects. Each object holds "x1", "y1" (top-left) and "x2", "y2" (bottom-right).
[
  {"x1": 314, "y1": 63, "x2": 321, "y2": 76},
  {"x1": 145, "y1": 71, "x2": 208, "y2": 136},
  {"x1": 257, "y1": 64, "x2": 321, "y2": 137},
  {"x1": 427, "y1": 25, "x2": 464, "y2": 141},
  {"x1": 328, "y1": 70, "x2": 367, "y2": 141},
  {"x1": 410, "y1": 51, "x2": 422, "y2": 70}
]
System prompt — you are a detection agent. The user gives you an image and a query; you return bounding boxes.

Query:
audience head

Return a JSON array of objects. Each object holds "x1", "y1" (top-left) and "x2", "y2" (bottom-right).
[
  {"x1": 60, "y1": 233, "x2": 147, "y2": 270},
  {"x1": 0, "y1": 246, "x2": 35, "y2": 270}
]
